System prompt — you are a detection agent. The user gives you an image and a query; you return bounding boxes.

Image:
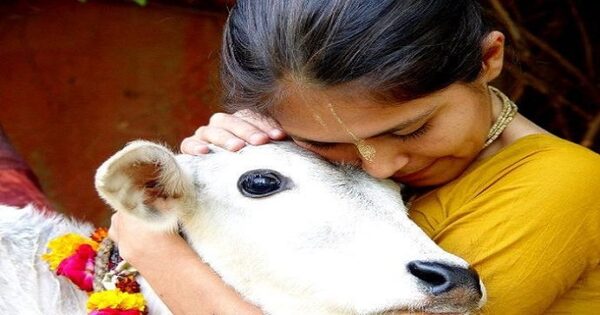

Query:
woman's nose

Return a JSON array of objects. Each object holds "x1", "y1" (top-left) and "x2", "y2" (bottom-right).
[{"x1": 359, "y1": 141, "x2": 409, "y2": 179}]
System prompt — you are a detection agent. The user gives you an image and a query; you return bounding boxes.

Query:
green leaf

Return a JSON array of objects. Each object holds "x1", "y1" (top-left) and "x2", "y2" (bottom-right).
[{"x1": 132, "y1": 0, "x2": 147, "y2": 6}]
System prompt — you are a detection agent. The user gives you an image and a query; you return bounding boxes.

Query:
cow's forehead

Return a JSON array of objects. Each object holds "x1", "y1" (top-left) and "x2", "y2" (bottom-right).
[
  {"x1": 184, "y1": 142, "x2": 402, "y2": 205},
  {"x1": 202, "y1": 142, "x2": 327, "y2": 170},
  {"x1": 238, "y1": 141, "x2": 318, "y2": 158}
]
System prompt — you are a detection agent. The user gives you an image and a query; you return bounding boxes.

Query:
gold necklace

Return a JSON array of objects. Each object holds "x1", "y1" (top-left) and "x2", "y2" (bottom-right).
[{"x1": 484, "y1": 86, "x2": 518, "y2": 148}]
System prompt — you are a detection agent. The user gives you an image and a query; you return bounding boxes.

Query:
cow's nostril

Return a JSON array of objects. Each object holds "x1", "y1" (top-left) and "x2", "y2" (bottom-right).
[
  {"x1": 407, "y1": 261, "x2": 481, "y2": 296},
  {"x1": 408, "y1": 263, "x2": 447, "y2": 286}
]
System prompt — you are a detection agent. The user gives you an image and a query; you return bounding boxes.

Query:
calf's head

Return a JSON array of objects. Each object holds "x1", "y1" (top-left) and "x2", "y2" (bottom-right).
[{"x1": 95, "y1": 140, "x2": 485, "y2": 314}]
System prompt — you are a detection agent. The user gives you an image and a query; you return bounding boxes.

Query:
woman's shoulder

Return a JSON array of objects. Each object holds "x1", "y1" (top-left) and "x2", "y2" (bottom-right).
[
  {"x1": 463, "y1": 134, "x2": 600, "y2": 192},
  {"x1": 513, "y1": 133, "x2": 597, "y2": 160},
  {"x1": 410, "y1": 133, "x2": 600, "y2": 246},
  {"x1": 482, "y1": 133, "x2": 597, "y2": 167},
  {"x1": 413, "y1": 134, "x2": 600, "y2": 214}
]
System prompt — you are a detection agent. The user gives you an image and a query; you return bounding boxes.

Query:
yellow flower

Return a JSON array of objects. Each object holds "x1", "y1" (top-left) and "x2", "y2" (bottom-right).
[
  {"x1": 87, "y1": 290, "x2": 146, "y2": 311},
  {"x1": 42, "y1": 233, "x2": 99, "y2": 270}
]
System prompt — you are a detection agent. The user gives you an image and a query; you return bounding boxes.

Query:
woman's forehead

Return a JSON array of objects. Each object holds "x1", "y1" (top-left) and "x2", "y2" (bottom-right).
[
  {"x1": 274, "y1": 82, "x2": 438, "y2": 116},
  {"x1": 271, "y1": 86, "x2": 439, "y2": 142}
]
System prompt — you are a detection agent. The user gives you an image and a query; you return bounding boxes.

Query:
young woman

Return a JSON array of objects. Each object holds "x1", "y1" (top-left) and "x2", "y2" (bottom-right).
[{"x1": 110, "y1": 1, "x2": 600, "y2": 313}]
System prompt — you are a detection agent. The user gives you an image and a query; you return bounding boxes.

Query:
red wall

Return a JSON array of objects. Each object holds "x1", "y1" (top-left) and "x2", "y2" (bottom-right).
[{"x1": 0, "y1": 1, "x2": 225, "y2": 225}]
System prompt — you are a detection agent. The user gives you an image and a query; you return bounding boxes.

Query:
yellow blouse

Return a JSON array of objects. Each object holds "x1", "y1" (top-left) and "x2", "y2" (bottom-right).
[{"x1": 409, "y1": 134, "x2": 600, "y2": 314}]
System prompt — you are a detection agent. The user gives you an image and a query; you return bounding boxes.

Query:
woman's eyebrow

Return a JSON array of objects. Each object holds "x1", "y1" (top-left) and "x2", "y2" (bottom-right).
[
  {"x1": 289, "y1": 106, "x2": 436, "y2": 145},
  {"x1": 369, "y1": 106, "x2": 437, "y2": 137}
]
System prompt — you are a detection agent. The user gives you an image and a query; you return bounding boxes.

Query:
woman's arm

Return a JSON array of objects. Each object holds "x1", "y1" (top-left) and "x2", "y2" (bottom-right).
[
  {"x1": 107, "y1": 111, "x2": 282, "y2": 314},
  {"x1": 109, "y1": 211, "x2": 263, "y2": 315}
]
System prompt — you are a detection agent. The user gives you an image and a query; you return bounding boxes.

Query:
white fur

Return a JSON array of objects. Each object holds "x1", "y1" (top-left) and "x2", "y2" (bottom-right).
[
  {"x1": 0, "y1": 205, "x2": 91, "y2": 315},
  {"x1": 0, "y1": 141, "x2": 485, "y2": 314}
]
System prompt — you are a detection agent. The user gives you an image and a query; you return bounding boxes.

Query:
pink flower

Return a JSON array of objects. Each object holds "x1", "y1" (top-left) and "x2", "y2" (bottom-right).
[
  {"x1": 89, "y1": 308, "x2": 143, "y2": 315},
  {"x1": 56, "y1": 244, "x2": 96, "y2": 292}
]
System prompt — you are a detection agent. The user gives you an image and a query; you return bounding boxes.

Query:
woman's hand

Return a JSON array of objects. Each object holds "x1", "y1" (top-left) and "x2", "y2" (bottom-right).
[
  {"x1": 108, "y1": 211, "x2": 184, "y2": 265},
  {"x1": 180, "y1": 110, "x2": 287, "y2": 155}
]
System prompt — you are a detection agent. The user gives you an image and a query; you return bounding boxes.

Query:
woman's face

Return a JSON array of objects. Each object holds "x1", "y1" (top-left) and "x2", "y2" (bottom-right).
[{"x1": 271, "y1": 82, "x2": 493, "y2": 187}]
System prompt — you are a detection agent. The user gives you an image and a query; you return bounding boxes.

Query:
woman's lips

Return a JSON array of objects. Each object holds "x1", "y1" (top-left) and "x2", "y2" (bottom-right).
[{"x1": 393, "y1": 162, "x2": 435, "y2": 182}]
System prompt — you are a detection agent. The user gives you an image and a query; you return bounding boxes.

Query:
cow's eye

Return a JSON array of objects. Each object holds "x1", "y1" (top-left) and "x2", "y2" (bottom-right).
[{"x1": 237, "y1": 169, "x2": 287, "y2": 198}]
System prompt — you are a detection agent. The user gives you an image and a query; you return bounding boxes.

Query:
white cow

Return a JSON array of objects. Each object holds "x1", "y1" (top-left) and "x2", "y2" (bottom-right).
[{"x1": 0, "y1": 141, "x2": 485, "y2": 314}]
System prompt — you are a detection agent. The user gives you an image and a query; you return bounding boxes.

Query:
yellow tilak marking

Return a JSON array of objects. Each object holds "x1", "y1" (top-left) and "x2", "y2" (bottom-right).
[
  {"x1": 326, "y1": 103, "x2": 376, "y2": 162},
  {"x1": 355, "y1": 139, "x2": 376, "y2": 163},
  {"x1": 312, "y1": 112, "x2": 327, "y2": 128}
]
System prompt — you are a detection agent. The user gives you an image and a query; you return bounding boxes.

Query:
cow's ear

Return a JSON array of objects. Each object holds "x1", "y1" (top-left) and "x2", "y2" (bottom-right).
[{"x1": 95, "y1": 141, "x2": 196, "y2": 233}]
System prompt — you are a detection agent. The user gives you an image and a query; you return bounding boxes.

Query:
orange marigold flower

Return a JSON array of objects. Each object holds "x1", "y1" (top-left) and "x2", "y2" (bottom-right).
[{"x1": 91, "y1": 227, "x2": 109, "y2": 243}]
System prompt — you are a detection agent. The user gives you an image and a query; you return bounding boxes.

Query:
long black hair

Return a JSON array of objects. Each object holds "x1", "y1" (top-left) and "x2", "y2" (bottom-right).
[{"x1": 221, "y1": 0, "x2": 491, "y2": 112}]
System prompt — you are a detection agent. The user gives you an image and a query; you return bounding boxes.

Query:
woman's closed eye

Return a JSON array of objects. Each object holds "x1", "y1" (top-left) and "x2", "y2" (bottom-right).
[
  {"x1": 299, "y1": 140, "x2": 339, "y2": 150},
  {"x1": 391, "y1": 122, "x2": 431, "y2": 141},
  {"x1": 296, "y1": 122, "x2": 432, "y2": 149}
]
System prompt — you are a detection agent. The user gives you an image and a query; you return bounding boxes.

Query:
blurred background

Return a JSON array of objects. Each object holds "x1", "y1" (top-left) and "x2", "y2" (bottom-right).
[{"x1": 0, "y1": 0, "x2": 598, "y2": 226}]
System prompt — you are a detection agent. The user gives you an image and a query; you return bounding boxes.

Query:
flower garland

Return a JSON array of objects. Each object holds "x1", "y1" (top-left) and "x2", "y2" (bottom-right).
[{"x1": 42, "y1": 228, "x2": 147, "y2": 315}]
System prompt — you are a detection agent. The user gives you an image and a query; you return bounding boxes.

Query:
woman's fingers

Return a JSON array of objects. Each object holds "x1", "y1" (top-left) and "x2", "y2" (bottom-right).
[
  {"x1": 232, "y1": 110, "x2": 286, "y2": 140},
  {"x1": 181, "y1": 111, "x2": 287, "y2": 155},
  {"x1": 194, "y1": 125, "x2": 248, "y2": 151},
  {"x1": 180, "y1": 137, "x2": 211, "y2": 155},
  {"x1": 209, "y1": 112, "x2": 270, "y2": 145}
]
